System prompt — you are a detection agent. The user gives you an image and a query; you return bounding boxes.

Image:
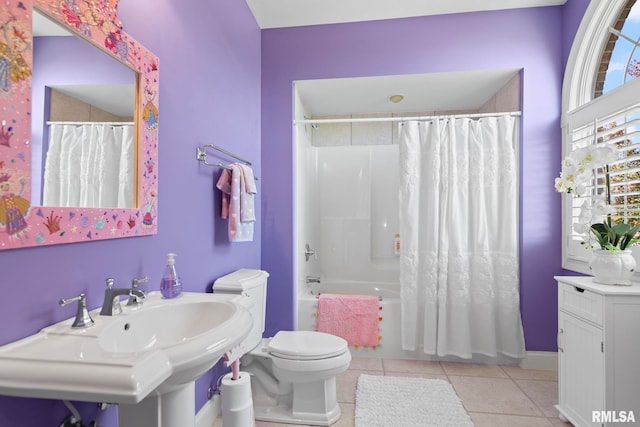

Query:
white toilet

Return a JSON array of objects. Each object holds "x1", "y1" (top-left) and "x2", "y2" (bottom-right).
[{"x1": 214, "y1": 269, "x2": 351, "y2": 426}]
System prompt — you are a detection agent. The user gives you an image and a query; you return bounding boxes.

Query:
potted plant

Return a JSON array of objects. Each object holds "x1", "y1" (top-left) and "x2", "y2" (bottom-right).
[{"x1": 555, "y1": 144, "x2": 639, "y2": 285}]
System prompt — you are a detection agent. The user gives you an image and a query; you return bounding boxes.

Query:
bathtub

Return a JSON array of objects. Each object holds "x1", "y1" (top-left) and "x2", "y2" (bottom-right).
[
  {"x1": 297, "y1": 280, "x2": 420, "y2": 360},
  {"x1": 297, "y1": 280, "x2": 525, "y2": 364}
]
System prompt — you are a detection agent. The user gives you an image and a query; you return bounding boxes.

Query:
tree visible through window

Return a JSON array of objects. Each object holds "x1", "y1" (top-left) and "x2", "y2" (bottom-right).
[{"x1": 599, "y1": 119, "x2": 640, "y2": 228}]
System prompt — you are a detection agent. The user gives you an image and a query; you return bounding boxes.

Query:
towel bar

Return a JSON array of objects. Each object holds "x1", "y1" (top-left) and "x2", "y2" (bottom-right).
[{"x1": 196, "y1": 144, "x2": 259, "y2": 180}]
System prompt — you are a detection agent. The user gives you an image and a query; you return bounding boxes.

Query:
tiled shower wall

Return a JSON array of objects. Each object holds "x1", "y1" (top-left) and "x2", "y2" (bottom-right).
[{"x1": 316, "y1": 145, "x2": 400, "y2": 284}]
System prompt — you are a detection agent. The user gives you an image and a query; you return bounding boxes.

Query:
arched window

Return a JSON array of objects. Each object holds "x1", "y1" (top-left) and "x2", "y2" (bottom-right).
[
  {"x1": 562, "y1": 0, "x2": 640, "y2": 273},
  {"x1": 597, "y1": 0, "x2": 640, "y2": 97}
]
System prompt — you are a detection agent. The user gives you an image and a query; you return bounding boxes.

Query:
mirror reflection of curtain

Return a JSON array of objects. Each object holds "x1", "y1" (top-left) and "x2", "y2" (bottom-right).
[
  {"x1": 399, "y1": 115, "x2": 525, "y2": 359},
  {"x1": 43, "y1": 123, "x2": 134, "y2": 208}
]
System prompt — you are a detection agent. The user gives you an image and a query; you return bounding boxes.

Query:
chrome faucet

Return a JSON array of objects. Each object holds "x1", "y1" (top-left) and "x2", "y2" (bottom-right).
[
  {"x1": 305, "y1": 276, "x2": 321, "y2": 295},
  {"x1": 59, "y1": 293, "x2": 94, "y2": 328},
  {"x1": 127, "y1": 276, "x2": 148, "y2": 307},
  {"x1": 100, "y1": 278, "x2": 145, "y2": 316},
  {"x1": 304, "y1": 243, "x2": 317, "y2": 262}
]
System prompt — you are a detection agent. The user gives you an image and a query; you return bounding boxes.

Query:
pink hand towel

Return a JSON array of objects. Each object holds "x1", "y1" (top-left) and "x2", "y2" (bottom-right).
[
  {"x1": 215, "y1": 163, "x2": 256, "y2": 242},
  {"x1": 216, "y1": 168, "x2": 232, "y2": 219},
  {"x1": 316, "y1": 293, "x2": 381, "y2": 348},
  {"x1": 237, "y1": 164, "x2": 256, "y2": 222}
]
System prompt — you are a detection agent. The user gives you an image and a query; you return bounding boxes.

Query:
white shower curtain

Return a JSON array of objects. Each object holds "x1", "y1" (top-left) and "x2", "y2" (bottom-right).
[
  {"x1": 43, "y1": 123, "x2": 135, "y2": 208},
  {"x1": 399, "y1": 116, "x2": 525, "y2": 359}
]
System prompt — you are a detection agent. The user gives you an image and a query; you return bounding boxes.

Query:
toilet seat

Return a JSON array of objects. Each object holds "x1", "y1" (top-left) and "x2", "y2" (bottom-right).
[
  {"x1": 267, "y1": 330, "x2": 348, "y2": 360},
  {"x1": 270, "y1": 348, "x2": 351, "y2": 377}
]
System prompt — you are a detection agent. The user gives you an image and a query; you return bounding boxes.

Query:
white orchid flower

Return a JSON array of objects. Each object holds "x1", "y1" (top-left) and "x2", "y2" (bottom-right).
[
  {"x1": 554, "y1": 177, "x2": 569, "y2": 193},
  {"x1": 592, "y1": 198, "x2": 615, "y2": 218},
  {"x1": 573, "y1": 222, "x2": 591, "y2": 234},
  {"x1": 591, "y1": 145, "x2": 619, "y2": 165},
  {"x1": 573, "y1": 184, "x2": 589, "y2": 196},
  {"x1": 577, "y1": 200, "x2": 592, "y2": 223},
  {"x1": 561, "y1": 156, "x2": 576, "y2": 169},
  {"x1": 555, "y1": 144, "x2": 634, "y2": 251}
]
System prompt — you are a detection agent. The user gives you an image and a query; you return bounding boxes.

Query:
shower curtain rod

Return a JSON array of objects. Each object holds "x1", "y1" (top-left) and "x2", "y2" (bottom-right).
[
  {"x1": 294, "y1": 111, "x2": 521, "y2": 125},
  {"x1": 47, "y1": 121, "x2": 134, "y2": 126}
]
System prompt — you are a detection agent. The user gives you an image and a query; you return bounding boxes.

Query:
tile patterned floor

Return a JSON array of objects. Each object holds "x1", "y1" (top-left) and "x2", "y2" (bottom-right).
[{"x1": 213, "y1": 358, "x2": 573, "y2": 427}]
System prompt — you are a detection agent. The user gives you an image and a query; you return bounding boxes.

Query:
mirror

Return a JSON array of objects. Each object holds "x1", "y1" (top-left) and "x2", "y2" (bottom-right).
[
  {"x1": 31, "y1": 10, "x2": 136, "y2": 208},
  {"x1": 0, "y1": 0, "x2": 159, "y2": 249}
]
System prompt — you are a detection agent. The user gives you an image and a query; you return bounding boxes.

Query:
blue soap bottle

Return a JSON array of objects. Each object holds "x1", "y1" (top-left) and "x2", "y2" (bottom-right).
[{"x1": 160, "y1": 253, "x2": 182, "y2": 298}]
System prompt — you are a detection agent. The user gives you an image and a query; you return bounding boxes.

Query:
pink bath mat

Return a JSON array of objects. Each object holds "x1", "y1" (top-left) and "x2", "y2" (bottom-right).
[{"x1": 316, "y1": 293, "x2": 381, "y2": 348}]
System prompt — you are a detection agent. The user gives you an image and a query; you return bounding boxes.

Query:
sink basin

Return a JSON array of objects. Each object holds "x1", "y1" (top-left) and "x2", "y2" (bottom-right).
[
  {"x1": 0, "y1": 291, "x2": 252, "y2": 405},
  {"x1": 98, "y1": 300, "x2": 236, "y2": 354}
]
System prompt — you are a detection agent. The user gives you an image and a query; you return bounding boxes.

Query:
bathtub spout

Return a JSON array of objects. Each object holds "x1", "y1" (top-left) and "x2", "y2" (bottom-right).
[{"x1": 305, "y1": 276, "x2": 321, "y2": 295}]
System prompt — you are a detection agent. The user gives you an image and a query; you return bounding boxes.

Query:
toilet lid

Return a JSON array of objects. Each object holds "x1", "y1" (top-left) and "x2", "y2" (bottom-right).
[{"x1": 267, "y1": 331, "x2": 348, "y2": 359}]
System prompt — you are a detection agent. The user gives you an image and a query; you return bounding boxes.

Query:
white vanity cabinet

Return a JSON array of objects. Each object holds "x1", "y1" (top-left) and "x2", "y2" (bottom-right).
[{"x1": 555, "y1": 276, "x2": 640, "y2": 427}]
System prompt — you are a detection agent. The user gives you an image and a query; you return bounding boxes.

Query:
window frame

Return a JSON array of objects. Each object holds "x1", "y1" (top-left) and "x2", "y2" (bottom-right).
[{"x1": 562, "y1": 0, "x2": 640, "y2": 274}]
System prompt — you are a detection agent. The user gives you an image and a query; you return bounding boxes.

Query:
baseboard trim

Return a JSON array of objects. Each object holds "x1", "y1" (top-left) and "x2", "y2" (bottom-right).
[
  {"x1": 519, "y1": 351, "x2": 557, "y2": 371},
  {"x1": 195, "y1": 395, "x2": 220, "y2": 427}
]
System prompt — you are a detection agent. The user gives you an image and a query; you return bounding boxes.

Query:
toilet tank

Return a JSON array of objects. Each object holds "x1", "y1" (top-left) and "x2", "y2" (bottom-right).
[{"x1": 213, "y1": 269, "x2": 269, "y2": 353}]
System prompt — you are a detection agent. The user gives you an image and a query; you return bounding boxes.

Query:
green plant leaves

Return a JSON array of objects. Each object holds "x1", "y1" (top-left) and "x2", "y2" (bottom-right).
[{"x1": 590, "y1": 222, "x2": 640, "y2": 251}]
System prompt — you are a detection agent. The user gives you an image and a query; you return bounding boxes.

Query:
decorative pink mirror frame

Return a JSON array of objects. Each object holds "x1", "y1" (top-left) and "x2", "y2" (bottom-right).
[{"x1": 0, "y1": 0, "x2": 159, "y2": 250}]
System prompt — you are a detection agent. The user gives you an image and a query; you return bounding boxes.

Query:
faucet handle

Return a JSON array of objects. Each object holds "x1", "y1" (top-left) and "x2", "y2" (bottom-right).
[
  {"x1": 59, "y1": 293, "x2": 94, "y2": 329},
  {"x1": 304, "y1": 243, "x2": 317, "y2": 262},
  {"x1": 105, "y1": 277, "x2": 115, "y2": 289},
  {"x1": 127, "y1": 276, "x2": 148, "y2": 307},
  {"x1": 131, "y1": 276, "x2": 149, "y2": 288}
]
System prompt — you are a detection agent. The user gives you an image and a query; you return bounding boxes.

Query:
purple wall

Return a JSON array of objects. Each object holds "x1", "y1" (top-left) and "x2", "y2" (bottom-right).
[
  {"x1": 563, "y1": 0, "x2": 591, "y2": 67},
  {"x1": 0, "y1": 0, "x2": 260, "y2": 425},
  {"x1": 0, "y1": 1, "x2": 593, "y2": 425},
  {"x1": 260, "y1": 3, "x2": 589, "y2": 349}
]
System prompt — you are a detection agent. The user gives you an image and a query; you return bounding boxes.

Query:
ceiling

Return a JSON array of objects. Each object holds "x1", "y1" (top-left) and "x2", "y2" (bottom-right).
[
  {"x1": 296, "y1": 69, "x2": 521, "y2": 116},
  {"x1": 246, "y1": 0, "x2": 567, "y2": 29},
  {"x1": 250, "y1": 0, "x2": 566, "y2": 116}
]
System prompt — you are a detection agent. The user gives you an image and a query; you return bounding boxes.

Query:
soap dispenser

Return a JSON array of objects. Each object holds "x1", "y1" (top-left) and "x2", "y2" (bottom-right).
[{"x1": 160, "y1": 253, "x2": 182, "y2": 298}]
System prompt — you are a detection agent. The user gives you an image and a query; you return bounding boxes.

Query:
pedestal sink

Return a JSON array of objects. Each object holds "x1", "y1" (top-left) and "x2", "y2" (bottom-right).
[{"x1": 0, "y1": 291, "x2": 252, "y2": 427}]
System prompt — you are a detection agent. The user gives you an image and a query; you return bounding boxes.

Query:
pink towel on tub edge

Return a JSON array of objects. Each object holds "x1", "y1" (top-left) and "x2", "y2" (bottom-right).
[{"x1": 316, "y1": 293, "x2": 380, "y2": 348}]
